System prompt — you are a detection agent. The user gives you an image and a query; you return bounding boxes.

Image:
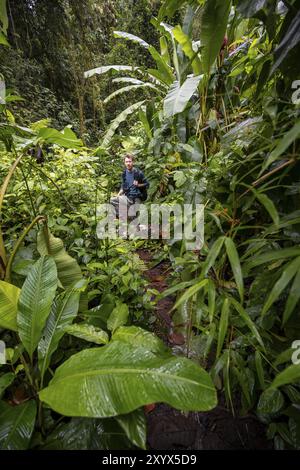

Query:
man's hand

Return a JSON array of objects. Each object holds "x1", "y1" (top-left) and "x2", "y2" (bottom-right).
[{"x1": 133, "y1": 180, "x2": 139, "y2": 187}]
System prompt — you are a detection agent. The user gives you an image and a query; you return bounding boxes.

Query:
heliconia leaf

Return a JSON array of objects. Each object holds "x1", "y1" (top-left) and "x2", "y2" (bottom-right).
[
  {"x1": 282, "y1": 269, "x2": 300, "y2": 325},
  {"x1": 230, "y1": 297, "x2": 265, "y2": 349},
  {"x1": 112, "y1": 77, "x2": 145, "y2": 85},
  {"x1": 164, "y1": 75, "x2": 202, "y2": 118},
  {"x1": 216, "y1": 298, "x2": 230, "y2": 358},
  {"x1": 200, "y1": 0, "x2": 231, "y2": 74},
  {"x1": 107, "y1": 303, "x2": 129, "y2": 333},
  {"x1": 39, "y1": 341, "x2": 217, "y2": 417},
  {"x1": 84, "y1": 65, "x2": 139, "y2": 79},
  {"x1": 38, "y1": 282, "x2": 83, "y2": 382},
  {"x1": 255, "y1": 192, "x2": 279, "y2": 226},
  {"x1": 17, "y1": 256, "x2": 58, "y2": 359},
  {"x1": 37, "y1": 127, "x2": 83, "y2": 149},
  {"x1": 236, "y1": 0, "x2": 268, "y2": 18},
  {"x1": 271, "y1": 365, "x2": 300, "y2": 389},
  {"x1": 37, "y1": 226, "x2": 83, "y2": 290},
  {"x1": 64, "y1": 323, "x2": 109, "y2": 345},
  {"x1": 0, "y1": 281, "x2": 20, "y2": 331},
  {"x1": 115, "y1": 409, "x2": 147, "y2": 449},
  {"x1": 262, "y1": 256, "x2": 300, "y2": 316},
  {"x1": 171, "y1": 279, "x2": 208, "y2": 311},
  {"x1": 201, "y1": 236, "x2": 225, "y2": 277},
  {"x1": 113, "y1": 31, "x2": 150, "y2": 49},
  {"x1": 102, "y1": 100, "x2": 146, "y2": 147},
  {"x1": 224, "y1": 237, "x2": 244, "y2": 303},
  {"x1": 103, "y1": 83, "x2": 158, "y2": 105},
  {"x1": 0, "y1": 400, "x2": 37, "y2": 450},
  {"x1": 112, "y1": 326, "x2": 169, "y2": 356}
]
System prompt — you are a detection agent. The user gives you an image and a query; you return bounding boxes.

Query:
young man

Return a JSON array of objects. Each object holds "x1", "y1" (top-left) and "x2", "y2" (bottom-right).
[{"x1": 110, "y1": 154, "x2": 149, "y2": 218}]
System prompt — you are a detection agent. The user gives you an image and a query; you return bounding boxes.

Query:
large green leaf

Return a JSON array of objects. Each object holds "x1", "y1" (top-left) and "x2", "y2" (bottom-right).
[
  {"x1": 201, "y1": 236, "x2": 225, "y2": 277},
  {"x1": 38, "y1": 283, "x2": 83, "y2": 382},
  {"x1": 243, "y1": 247, "x2": 300, "y2": 275},
  {"x1": 0, "y1": 281, "x2": 20, "y2": 331},
  {"x1": 164, "y1": 75, "x2": 202, "y2": 118},
  {"x1": 216, "y1": 298, "x2": 230, "y2": 358},
  {"x1": 102, "y1": 100, "x2": 145, "y2": 147},
  {"x1": 107, "y1": 303, "x2": 129, "y2": 333},
  {"x1": 38, "y1": 127, "x2": 83, "y2": 149},
  {"x1": 37, "y1": 226, "x2": 83, "y2": 290},
  {"x1": 84, "y1": 65, "x2": 139, "y2": 79},
  {"x1": 172, "y1": 279, "x2": 208, "y2": 311},
  {"x1": 0, "y1": 400, "x2": 36, "y2": 450},
  {"x1": 200, "y1": 0, "x2": 231, "y2": 74},
  {"x1": 148, "y1": 46, "x2": 174, "y2": 85},
  {"x1": 104, "y1": 83, "x2": 158, "y2": 105},
  {"x1": 17, "y1": 256, "x2": 58, "y2": 359},
  {"x1": 64, "y1": 323, "x2": 109, "y2": 345},
  {"x1": 39, "y1": 341, "x2": 217, "y2": 417}
]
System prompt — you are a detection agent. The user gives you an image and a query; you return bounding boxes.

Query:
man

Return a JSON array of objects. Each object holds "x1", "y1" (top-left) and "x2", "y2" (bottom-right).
[{"x1": 110, "y1": 154, "x2": 149, "y2": 219}]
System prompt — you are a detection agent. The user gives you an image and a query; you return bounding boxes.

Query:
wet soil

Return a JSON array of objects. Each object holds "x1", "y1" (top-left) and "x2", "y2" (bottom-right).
[{"x1": 138, "y1": 248, "x2": 272, "y2": 451}]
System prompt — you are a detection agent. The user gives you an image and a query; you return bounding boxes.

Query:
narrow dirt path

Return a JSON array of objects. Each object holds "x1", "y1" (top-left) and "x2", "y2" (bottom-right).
[{"x1": 138, "y1": 248, "x2": 272, "y2": 450}]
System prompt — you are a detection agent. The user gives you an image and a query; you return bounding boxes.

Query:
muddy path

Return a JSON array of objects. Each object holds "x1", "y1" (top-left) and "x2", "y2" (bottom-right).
[{"x1": 138, "y1": 248, "x2": 271, "y2": 450}]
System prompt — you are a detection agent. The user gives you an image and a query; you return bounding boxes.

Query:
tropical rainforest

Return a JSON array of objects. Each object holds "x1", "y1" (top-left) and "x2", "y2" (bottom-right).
[{"x1": 0, "y1": 0, "x2": 300, "y2": 451}]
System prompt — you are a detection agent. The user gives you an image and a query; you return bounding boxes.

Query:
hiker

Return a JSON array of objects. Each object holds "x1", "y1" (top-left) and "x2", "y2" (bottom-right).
[{"x1": 110, "y1": 154, "x2": 149, "y2": 219}]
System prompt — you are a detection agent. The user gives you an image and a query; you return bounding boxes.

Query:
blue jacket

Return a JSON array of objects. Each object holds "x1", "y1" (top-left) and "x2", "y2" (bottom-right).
[{"x1": 121, "y1": 167, "x2": 149, "y2": 201}]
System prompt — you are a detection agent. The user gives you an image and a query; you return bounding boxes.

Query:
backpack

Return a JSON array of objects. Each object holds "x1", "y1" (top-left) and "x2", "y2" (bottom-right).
[{"x1": 122, "y1": 168, "x2": 148, "y2": 202}]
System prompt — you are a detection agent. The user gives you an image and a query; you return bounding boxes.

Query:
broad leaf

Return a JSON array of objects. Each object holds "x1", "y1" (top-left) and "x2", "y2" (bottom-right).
[
  {"x1": 84, "y1": 65, "x2": 139, "y2": 79},
  {"x1": 173, "y1": 25, "x2": 201, "y2": 75},
  {"x1": 38, "y1": 284, "x2": 82, "y2": 382},
  {"x1": 37, "y1": 226, "x2": 83, "y2": 290},
  {"x1": 164, "y1": 75, "x2": 202, "y2": 118},
  {"x1": 39, "y1": 341, "x2": 217, "y2": 417},
  {"x1": 271, "y1": 365, "x2": 300, "y2": 389},
  {"x1": 0, "y1": 373, "x2": 15, "y2": 398},
  {"x1": 201, "y1": 236, "x2": 225, "y2": 277},
  {"x1": 112, "y1": 326, "x2": 169, "y2": 355},
  {"x1": 271, "y1": 10, "x2": 300, "y2": 75},
  {"x1": 104, "y1": 83, "x2": 158, "y2": 105},
  {"x1": 0, "y1": 281, "x2": 20, "y2": 331},
  {"x1": 172, "y1": 279, "x2": 208, "y2": 311},
  {"x1": 225, "y1": 237, "x2": 244, "y2": 303},
  {"x1": 114, "y1": 31, "x2": 149, "y2": 49},
  {"x1": 17, "y1": 256, "x2": 58, "y2": 359},
  {"x1": 283, "y1": 269, "x2": 300, "y2": 325},
  {"x1": 263, "y1": 120, "x2": 300, "y2": 170},
  {"x1": 107, "y1": 303, "x2": 129, "y2": 333},
  {"x1": 0, "y1": 400, "x2": 36, "y2": 450},
  {"x1": 115, "y1": 409, "x2": 146, "y2": 449},
  {"x1": 200, "y1": 0, "x2": 231, "y2": 74},
  {"x1": 261, "y1": 256, "x2": 300, "y2": 316},
  {"x1": 230, "y1": 297, "x2": 265, "y2": 349}
]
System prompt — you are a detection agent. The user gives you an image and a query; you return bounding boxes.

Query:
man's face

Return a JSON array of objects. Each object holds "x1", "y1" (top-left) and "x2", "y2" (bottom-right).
[{"x1": 125, "y1": 157, "x2": 133, "y2": 171}]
